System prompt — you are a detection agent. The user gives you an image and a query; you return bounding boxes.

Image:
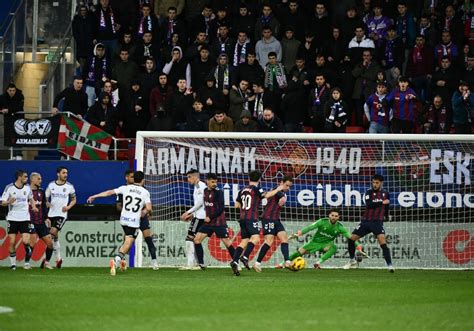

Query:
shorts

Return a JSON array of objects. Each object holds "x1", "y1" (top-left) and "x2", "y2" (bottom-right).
[
  {"x1": 122, "y1": 225, "x2": 140, "y2": 239},
  {"x1": 262, "y1": 220, "x2": 286, "y2": 236},
  {"x1": 198, "y1": 224, "x2": 229, "y2": 239},
  {"x1": 49, "y1": 217, "x2": 67, "y2": 231},
  {"x1": 186, "y1": 218, "x2": 204, "y2": 240},
  {"x1": 239, "y1": 220, "x2": 261, "y2": 239},
  {"x1": 140, "y1": 216, "x2": 151, "y2": 231},
  {"x1": 31, "y1": 223, "x2": 51, "y2": 238},
  {"x1": 7, "y1": 221, "x2": 31, "y2": 234},
  {"x1": 352, "y1": 221, "x2": 385, "y2": 237},
  {"x1": 301, "y1": 241, "x2": 336, "y2": 254}
]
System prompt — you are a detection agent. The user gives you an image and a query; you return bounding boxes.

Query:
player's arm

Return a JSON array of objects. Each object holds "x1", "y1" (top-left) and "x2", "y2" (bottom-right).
[
  {"x1": 63, "y1": 193, "x2": 77, "y2": 212},
  {"x1": 277, "y1": 192, "x2": 287, "y2": 207},
  {"x1": 1, "y1": 187, "x2": 15, "y2": 206},
  {"x1": 142, "y1": 202, "x2": 152, "y2": 217},
  {"x1": 116, "y1": 194, "x2": 123, "y2": 212},
  {"x1": 262, "y1": 185, "x2": 283, "y2": 199},
  {"x1": 28, "y1": 190, "x2": 38, "y2": 213},
  {"x1": 182, "y1": 188, "x2": 204, "y2": 221},
  {"x1": 235, "y1": 190, "x2": 242, "y2": 209},
  {"x1": 289, "y1": 219, "x2": 321, "y2": 239},
  {"x1": 87, "y1": 189, "x2": 116, "y2": 203},
  {"x1": 45, "y1": 185, "x2": 51, "y2": 208},
  {"x1": 207, "y1": 190, "x2": 225, "y2": 219}
]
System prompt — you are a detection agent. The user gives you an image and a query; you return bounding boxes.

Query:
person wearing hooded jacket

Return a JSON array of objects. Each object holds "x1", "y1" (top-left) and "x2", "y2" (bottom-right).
[
  {"x1": 124, "y1": 80, "x2": 149, "y2": 137},
  {"x1": 255, "y1": 26, "x2": 282, "y2": 69},
  {"x1": 162, "y1": 45, "x2": 191, "y2": 88},
  {"x1": 86, "y1": 92, "x2": 119, "y2": 135},
  {"x1": 234, "y1": 109, "x2": 258, "y2": 132}
]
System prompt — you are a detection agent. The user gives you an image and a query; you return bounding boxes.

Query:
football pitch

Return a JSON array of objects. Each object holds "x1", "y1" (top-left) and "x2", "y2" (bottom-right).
[{"x1": 0, "y1": 268, "x2": 473, "y2": 331}]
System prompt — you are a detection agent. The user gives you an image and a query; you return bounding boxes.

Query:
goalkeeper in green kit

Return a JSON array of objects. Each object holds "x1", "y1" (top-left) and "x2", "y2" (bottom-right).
[{"x1": 288, "y1": 209, "x2": 367, "y2": 269}]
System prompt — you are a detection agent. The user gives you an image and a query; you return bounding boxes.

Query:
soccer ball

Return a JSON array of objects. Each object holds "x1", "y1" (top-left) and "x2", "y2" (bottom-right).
[{"x1": 290, "y1": 257, "x2": 306, "y2": 271}]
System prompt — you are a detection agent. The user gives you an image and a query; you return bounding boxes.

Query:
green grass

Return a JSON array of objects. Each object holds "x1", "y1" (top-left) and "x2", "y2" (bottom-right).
[{"x1": 0, "y1": 268, "x2": 473, "y2": 331}]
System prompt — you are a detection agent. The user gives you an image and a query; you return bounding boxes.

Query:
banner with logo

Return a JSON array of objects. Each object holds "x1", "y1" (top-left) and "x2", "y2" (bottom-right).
[
  {"x1": 6, "y1": 116, "x2": 61, "y2": 147},
  {"x1": 57, "y1": 114, "x2": 112, "y2": 160}
]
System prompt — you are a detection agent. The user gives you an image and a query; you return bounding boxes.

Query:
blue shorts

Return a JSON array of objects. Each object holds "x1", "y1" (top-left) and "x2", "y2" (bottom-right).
[
  {"x1": 262, "y1": 220, "x2": 286, "y2": 236},
  {"x1": 31, "y1": 223, "x2": 50, "y2": 238},
  {"x1": 352, "y1": 221, "x2": 385, "y2": 237},
  {"x1": 140, "y1": 216, "x2": 151, "y2": 231},
  {"x1": 239, "y1": 220, "x2": 261, "y2": 239},
  {"x1": 198, "y1": 224, "x2": 229, "y2": 239}
]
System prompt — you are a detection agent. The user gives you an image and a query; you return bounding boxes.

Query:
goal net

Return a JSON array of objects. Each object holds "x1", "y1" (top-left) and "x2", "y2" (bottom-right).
[{"x1": 135, "y1": 132, "x2": 474, "y2": 269}]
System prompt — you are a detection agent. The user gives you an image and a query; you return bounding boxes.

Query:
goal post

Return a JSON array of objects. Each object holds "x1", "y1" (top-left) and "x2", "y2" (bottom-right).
[{"x1": 135, "y1": 132, "x2": 474, "y2": 269}]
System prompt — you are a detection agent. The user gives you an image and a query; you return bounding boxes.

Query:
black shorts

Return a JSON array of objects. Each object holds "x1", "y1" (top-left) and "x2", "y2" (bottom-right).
[
  {"x1": 198, "y1": 224, "x2": 229, "y2": 239},
  {"x1": 239, "y1": 220, "x2": 261, "y2": 239},
  {"x1": 122, "y1": 225, "x2": 140, "y2": 239},
  {"x1": 31, "y1": 223, "x2": 51, "y2": 238},
  {"x1": 262, "y1": 220, "x2": 286, "y2": 236},
  {"x1": 7, "y1": 221, "x2": 31, "y2": 234},
  {"x1": 140, "y1": 216, "x2": 151, "y2": 231},
  {"x1": 50, "y1": 217, "x2": 67, "y2": 231},
  {"x1": 187, "y1": 218, "x2": 204, "y2": 240},
  {"x1": 352, "y1": 221, "x2": 385, "y2": 237}
]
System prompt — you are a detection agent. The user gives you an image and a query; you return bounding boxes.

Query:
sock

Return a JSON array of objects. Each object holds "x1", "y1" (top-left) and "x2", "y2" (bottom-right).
[
  {"x1": 186, "y1": 241, "x2": 195, "y2": 266},
  {"x1": 256, "y1": 243, "x2": 271, "y2": 263},
  {"x1": 226, "y1": 245, "x2": 236, "y2": 259},
  {"x1": 280, "y1": 243, "x2": 289, "y2": 261},
  {"x1": 243, "y1": 242, "x2": 255, "y2": 259},
  {"x1": 319, "y1": 244, "x2": 337, "y2": 264},
  {"x1": 289, "y1": 251, "x2": 301, "y2": 261},
  {"x1": 24, "y1": 244, "x2": 32, "y2": 263},
  {"x1": 348, "y1": 239, "x2": 356, "y2": 259},
  {"x1": 53, "y1": 239, "x2": 61, "y2": 260},
  {"x1": 194, "y1": 243, "x2": 204, "y2": 265},
  {"x1": 9, "y1": 253, "x2": 16, "y2": 266},
  {"x1": 144, "y1": 236, "x2": 157, "y2": 260},
  {"x1": 45, "y1": 247, "x2": 53, "y2": 262},
  {"x1": 115, "y1": 252, "x2": 125, "y2": 267},
  {"x1": 232, "y1": 246, "x2": 244, "y2": 263},
  {"x1": 381, "y1": 244, "x2": 392, "y2": 265}
]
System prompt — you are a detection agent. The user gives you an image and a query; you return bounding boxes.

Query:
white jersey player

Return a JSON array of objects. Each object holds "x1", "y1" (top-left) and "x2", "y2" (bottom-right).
[
  {"x1": 87, "y1": 171, "x2": 152, "y2": 276},
  {"x1": 45, "y1": 166, "x2": 76, "y2": 268},
  {"x1": 180, "y1": 169, "x2": 206, "y2": 270},
  {"x1": 1, "y1": 170, "x2": 38, "y2": 270}
]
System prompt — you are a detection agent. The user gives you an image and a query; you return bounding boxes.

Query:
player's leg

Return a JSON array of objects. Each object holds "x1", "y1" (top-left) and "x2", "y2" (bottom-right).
[
  {"x1": 49, "y1": 217, "x2": 65, "y2": 268},
  {"x1": 231, "y1": 221, "x2": 249, "y2": 271},
  {"x1": 315, "y1": 243, "x2": 337, "y2": 268},
  {"x1": 43, "y1": 224, "x2": 55, "y2": 269},
  {"x1": 7, "y1": 222, "x2": 17, "y2": 270},
  {"x1": 345, "y1": 222, "x2": 368, "y2": 269},
  {"x1": 376, "y1": 233, "x2": 394, "y2": 272},
  {"x1": 193, "y1": 231, "x2": 208, "y2": 268},
  {"x1": 253, "y1": 234, "x2": 274, "y2": 272},
  {"x1": 22, "y1": 226, "x2": 32, "y2": 269},
  {"x1": 184, "y1": 218, "x2": 203, "y2": 269},
  {"x1": 141, "y1": 219, "x2": 158, "y2": 269},
  {"x1": 218, "y1": 226, "x2": 236, "y2": 259},
  {"x1": 276, "y1": 226, "x2": 290, "y2": 266},
  {"x1": 241, "y1": 221, "x2": 261, "y2": 269}
]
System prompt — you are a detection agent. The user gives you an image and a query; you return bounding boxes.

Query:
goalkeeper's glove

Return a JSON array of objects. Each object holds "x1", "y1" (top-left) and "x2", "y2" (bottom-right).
[
  {"x1": 288, "y1": 234, "x2": 298, "y2": 240},
  {"x1": 356, "y1": 245, "x2": 369, "y2": 258}
]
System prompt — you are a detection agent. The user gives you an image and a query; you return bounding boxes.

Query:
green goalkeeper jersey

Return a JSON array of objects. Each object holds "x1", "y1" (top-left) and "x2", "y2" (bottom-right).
[{"x1": 301, "y1": 218, "x2": 351, "y2": 244}]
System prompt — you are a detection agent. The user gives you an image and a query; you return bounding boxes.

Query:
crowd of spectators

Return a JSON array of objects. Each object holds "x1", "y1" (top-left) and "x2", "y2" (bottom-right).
[{"x1": 50, "y1": 0, "x2": 474, "y2": 136}]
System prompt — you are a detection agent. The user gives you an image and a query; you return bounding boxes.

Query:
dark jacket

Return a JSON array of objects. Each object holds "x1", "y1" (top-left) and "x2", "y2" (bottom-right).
[
  {"x1": 72, "y1": 13, "x2": 95, "y2": 59},
  {"x1": 257, "y1": 114, "x2": 284, "y2": 132},
  {"x1": 86, "y1": 93, "x2": 118, "y2": 135},
  {"x1": 53, "y1": 87, "x2": 88, "y2": 116},
  {"x1": 169, "y1": 89, "x2": 193, "y2": 123},
  {"x1": 186, "y1": 109, "x2": 210, "y2": 131}
]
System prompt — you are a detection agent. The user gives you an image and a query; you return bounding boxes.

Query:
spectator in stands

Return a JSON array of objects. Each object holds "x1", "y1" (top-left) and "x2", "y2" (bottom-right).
[
  {"x1": 297, "y1": 31, "x2": 320, "y2": 64},
  {"x1": 281, "y1": 26, "x2": 300, "y2": 74},
  {"x1": 101, "y1": 80, "x2": 119, "y2": 107},
  {"x1": 232, "y1": 4, "x2": 254, "y2": 41},
  {"x1": 135, "y1": 32, "x2": 159, "y2": 67},
  {"x1": 365, "y1": 3, "x2": 392, "y2": 47},
  {"x1": 191, "y1": 45, "x2": 213, "y2": 95},
  {"x1": 463, "y1": 54, "x2": 474, "y2": 90},
  {"x1": 198, "y1": 76, "x2": 225, "y2": 115},
  {"x1": 339, "y1": 6, "x2": 363, "y2": 42},
  {"x1": 161, "y1": 32, "x2": 181, "y2": 64},
  {"x1": 232, "y1": 51, "x2": 264, "y2": 88},
  {"x1": 256, "y1": 26, "x2": 282, "y2": 69},
  {"x1": 114, "y1": 30, "x2": 136, "y2": 65},
  {"x1": 430, "y1": 56, "x2": 457, "y2": 106},
  {"x1": 186, "y1": 99, "x2": 210, "y2": 131},
  {"x1": 352, "y1": 49, "x2": 382, "y2": 125},
  {"x1": 52, "y1": 77, "x2": 88, "y2": 118},
  {"x1": 254, "y1": 4, "x2": 280, "y2": 42},
  {"x1": 136, "y1": 4, "x2": 160, "y2": 40},
  {"x1": 186, "y1": 31, "x2": 208, "y2": 61},
  {"x1": 452, "y1": 81, "x2": 474, "y2": 134},
  {"x1": 434, "y1": 31, "x2": 458, "y2": 69},
  {"x1": 112, "y1": 48, "x2": 140, "y2": 104},
  {"x1": 163, "y1": 46, "x2": 191, "y2": 88},
  {"x1": 348, "y1": 25, "x2": 375, "y2": 65},
  {"x1": 422, "y1": 95, "x2": 450, "y2": 134},
  {"x1": 73, "y1": 5, "x2": 95, "y2": 74},
  {"x1": 1, "y1": 83, "x2": 25, "y2": 159},
  {"x1": 324, "y1": 88, "x2": 349, "y2": 133},
  {"x1": 213, "y1": 54, "x2": 232, "y2": 97},
  {"x1": 323, "y1": 27, "x2": 347, "y2": 70},
  {"x1": 364, "y1": 81, "x2": 390, "y2": 133},
  {"x1": 264, "y1": 52, "x2": 287, "y2": 94},
  {"x1": 309, "y1": 54, "x2": 337, "y2": 89},
  {"x1": 442, "y1": 5, "x2": 463, "y2": 46},
  {"x1": 379, "y1": 26, "x2": 404, "y2": 85},
  {"x1": 123, "y1": 80, "x2": 148, "y2": 137},
  {"x1": 83, "y1": 43, "x2": 111, "y2": 107},
  {"x1": 209, "y1": 109, "x2": 234, "y2": 132},
  {"x1": 231, "y1": 31, "x2": 251, "y2": 70},
  {"x1": 86, "y1": 92, "x2": 118, "y2": 135},
  {"x1": 93, "y1": 0, "x2": 121, "y2": 56},
  {"x1": 170, "y1": 78, "x2": 193, "y2": 130},
  {"x1": 387, "y1": 76, "x2": 418, "y2": 133},
  {"x1": 154, "y1": 0, "x2": 184, "y2": 18},
  {"x1": 148, "y1": 73, "x2": 174, "y2": 131},
  {"x1": 229, "y1": 79, "x2": 255, "y2": 123},
  {"x1": 161, "y1": 6, "x2": 186, "y2": 48},
  {"x1": 308, "y1": 73, "x2": 331, "y2": 132},
  {"x1": 310, "y1": 2, "x2": 331, "y2": 46},
  {"x1": 416, "y1": 14, "x2": 437, "y2": 48},
  {"x1": 139, "y1": 57, "x2": 159, "y2": 108},
  {"x1": 235, "y1": 109, "x2": 258, "y2": 132},
  {"x1": 209, "y1": 8, "x2": 232, "y2": 42},
  {"x1": 251, "y1": 80, "x2": 275, "y2": 120},
  {"x1": 190, "y1": 4, "x2": 214, "y2": 41},
  {"x1": 212, "y1": 24, "x2": 234, "y2": 59},
  {"x1": 257, "y1": 107, "x2": 284, "y2": 132},
  {"x1": 281, "y1": 0, "x2": 307, "y2": 42},
  {"x1": 184, "y1": 0, "x2": 210, "y2": 24},
  {"x1": 395, "y1": 1, "x2": 416, "y2": 52},
  {"x1": 406, "y1": 35, "x2": 434, "y2": 103}
]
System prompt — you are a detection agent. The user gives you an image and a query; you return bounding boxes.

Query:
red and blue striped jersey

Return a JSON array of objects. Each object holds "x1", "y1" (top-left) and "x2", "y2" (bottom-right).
[
  {"x1": 363, "y1": 189, "x2": 390, "y2": 222},
  {"x1": 204, "y1": 188, "x2": 226, "y2": 226},
  {"x1": 365, "y1": 93, "x2": 390, "y2": 126},
  {"x1": 262, "y1": 191, "x2": 286, "y2": 221},
  {"x1": 236, "y1": 185, "x2": 264, "y2": 222},
  {"x1": 387, "y1": 88, "x2": 417, "y2": 122},
  {"x1": 30, "y1": 188, "x2": 47, "y2": 225}
]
